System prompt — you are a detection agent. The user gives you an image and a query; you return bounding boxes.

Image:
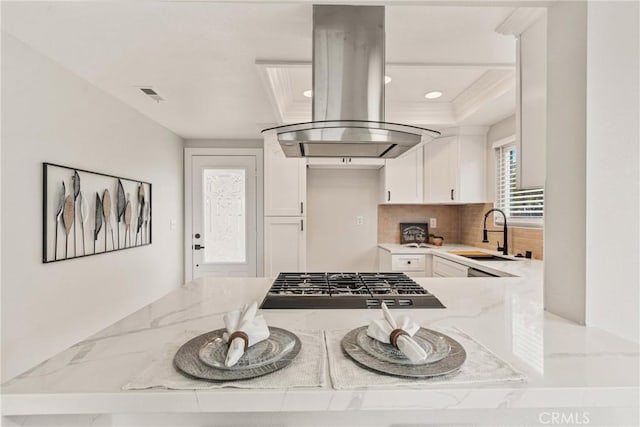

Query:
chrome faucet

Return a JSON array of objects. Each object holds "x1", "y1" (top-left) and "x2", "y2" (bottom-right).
[{"x1": 482, "y1": 208, "x2": 508, "y2": 256}]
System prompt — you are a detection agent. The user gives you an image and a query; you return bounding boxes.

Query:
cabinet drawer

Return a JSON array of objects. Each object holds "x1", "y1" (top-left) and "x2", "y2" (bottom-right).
[
  {"x1": 433, "y1": 256, "x2": 469, "y2": 277},
  {"x1": 391, "y1": 255, "x2": 426, "y2": 272}
]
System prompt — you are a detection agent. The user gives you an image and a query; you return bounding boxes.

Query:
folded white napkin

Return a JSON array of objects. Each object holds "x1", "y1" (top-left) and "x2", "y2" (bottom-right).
[
  {"x1": 366, "y1": 302, "x2": 428, "y2": 363},
  {"x1": 222, "y1": 302, "x2": 270, "y2": 367}
]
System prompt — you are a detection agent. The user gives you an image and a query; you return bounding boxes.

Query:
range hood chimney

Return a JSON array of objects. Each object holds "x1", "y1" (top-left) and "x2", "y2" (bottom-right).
[{"x1": 261, "y1": 5, "x2": 439, "y2": 158}]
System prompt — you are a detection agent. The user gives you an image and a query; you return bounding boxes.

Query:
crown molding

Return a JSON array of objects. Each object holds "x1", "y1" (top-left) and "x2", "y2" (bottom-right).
[
  {"x1": 438, "y1": 126, "x2": 490, "y2": 137},
  {"x1": 257, "y1": 61, "x2": 514, "y2": 126},
  {"x1": 495, "y1": 7, "x2": 546, "y2": 36},
  {"x1": 452, "y1": 69, "x2": 515, "y2": 122},
  {"x1": 386, "y1": 102, "x2": 455, "y2": 125}
]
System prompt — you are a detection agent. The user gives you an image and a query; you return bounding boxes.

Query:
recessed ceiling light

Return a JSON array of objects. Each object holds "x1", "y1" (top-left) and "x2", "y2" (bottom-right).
[
  {"x1": 384, "y1": 75, "x2": 392, "y2": 84},
  {"x1": 424, "y1": 91, "x2": 443, "y2": 100},
  {"x1": 303, "y1": 90, "x2": 313, "y2": 98}
]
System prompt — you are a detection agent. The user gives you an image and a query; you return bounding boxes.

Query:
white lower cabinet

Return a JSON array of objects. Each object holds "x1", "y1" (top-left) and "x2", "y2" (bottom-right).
[
  {"x1": 264, "y1": 217, "x2": 306, "y2": 277},
  {"x1": 378, "y1": 249, "x2": 431, "y2": 277},
  {"x1": 432, "y1": 256, "x2": 469, "y2": 277}
]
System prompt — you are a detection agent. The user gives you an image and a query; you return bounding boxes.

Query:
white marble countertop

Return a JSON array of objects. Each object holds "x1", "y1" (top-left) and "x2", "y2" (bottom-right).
[
  {"x1": 378, "y1": 243, "x2": 536, "y2": 277},
  {"x1": 2, "y1": 249, "x2": 639, "y2": 420}
]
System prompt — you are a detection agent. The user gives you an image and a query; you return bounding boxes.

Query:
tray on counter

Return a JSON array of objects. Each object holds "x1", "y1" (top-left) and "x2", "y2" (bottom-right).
[
  {"x1": 174, "y1": 327, "x2": 301, "y2": 381},
  {"x1": 341, "y1": 326, "x2": 466, "y2": 378}
]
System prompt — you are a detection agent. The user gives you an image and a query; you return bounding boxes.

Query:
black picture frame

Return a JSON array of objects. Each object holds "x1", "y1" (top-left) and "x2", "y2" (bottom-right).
[
  {"x1": 43, "y1": 162, "x2": 152, "y2": 263},
  {"x1": 399, "y1": 222, "x2": 429, "y2": 245}
]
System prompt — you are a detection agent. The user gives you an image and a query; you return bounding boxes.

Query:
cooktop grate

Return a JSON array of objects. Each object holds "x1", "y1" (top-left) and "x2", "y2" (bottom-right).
[{"x1": 261, "y1": 272, "x2": 445, "y2": 309}]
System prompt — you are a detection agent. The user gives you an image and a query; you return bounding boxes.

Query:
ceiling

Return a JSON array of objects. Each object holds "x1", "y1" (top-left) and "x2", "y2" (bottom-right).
[{"x1": 2, "y1": 2, "x2": 519, "y2": 140}]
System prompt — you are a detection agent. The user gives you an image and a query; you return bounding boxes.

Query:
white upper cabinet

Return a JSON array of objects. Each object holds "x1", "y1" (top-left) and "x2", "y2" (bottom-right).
[
  {"x1": 264, "y1": 133, "x2": 306, "y2": 216},
  {"x1": 264, "y1": 216, "x2": 306, "y2": 277},
  {"x1": 424, "y1": 137, "x2": 457, "y2": 203},
  {"x1": 307, "y1": 157, "x2": 384, "y2": 169},
  {"x1": 424, "y1": 132, "x2": 487, "y2": 203},
  {"x1": 380, "y1": 146, "x2": 424, "y2": 204}
]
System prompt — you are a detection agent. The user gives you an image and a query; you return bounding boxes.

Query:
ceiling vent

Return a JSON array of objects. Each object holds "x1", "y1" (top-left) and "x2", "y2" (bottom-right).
[{"x1": 138, "y1": 87, "x2": 165, "y2": 103}]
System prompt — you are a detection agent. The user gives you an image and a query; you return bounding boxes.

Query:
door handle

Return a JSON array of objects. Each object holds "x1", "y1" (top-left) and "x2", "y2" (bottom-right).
[
  {"x1": 387, "y1": 190, "x2": 391, "y2": 202},
  {"x1": 193, "y1": 244, "x2": 205, "y2": 250},
  {"x1": 300, "y1": 219, "x2": 304, "y2": 231}
]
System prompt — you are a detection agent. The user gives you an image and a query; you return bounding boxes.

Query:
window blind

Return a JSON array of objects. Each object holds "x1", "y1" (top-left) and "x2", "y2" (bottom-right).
[{"x1": 495, "y1": 143, "x2": 544, "y2": 222}]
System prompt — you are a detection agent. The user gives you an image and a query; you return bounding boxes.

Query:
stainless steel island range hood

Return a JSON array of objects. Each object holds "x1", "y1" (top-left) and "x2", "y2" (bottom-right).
[{"x1": 261, "y1": 5, "x2": 440, "y2": 158}]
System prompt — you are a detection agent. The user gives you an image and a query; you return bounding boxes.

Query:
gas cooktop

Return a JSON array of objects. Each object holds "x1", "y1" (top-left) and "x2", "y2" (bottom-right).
[{"x1": 260, "y1": 272, "x2": 445, "y2": 309}]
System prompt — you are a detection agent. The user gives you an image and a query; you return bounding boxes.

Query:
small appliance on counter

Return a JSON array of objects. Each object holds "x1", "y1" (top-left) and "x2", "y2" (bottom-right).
[{"x1": 260, "y1": 272, "x2": 445, "y2": 309}]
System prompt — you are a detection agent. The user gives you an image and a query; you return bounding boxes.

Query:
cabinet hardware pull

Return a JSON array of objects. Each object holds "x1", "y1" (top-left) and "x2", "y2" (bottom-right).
[
  {"x1": 348, "y1": 157, "x2": 352, "y2": 163},
  {"x1": 450, "y1": 189, "x2": 454, "y2": 200},
  {"x1": 300, "y1": 219, "x2": 304, "y2": 231},
  {"x1": 193, "y1": 244, "x2": 205, "y2": 250},
  {"x1": 387, "y1": 190, "x2": 391, "y2": 202},
  {"x1": 300, "y1": 202, "x2": 304, "y2": 214}
]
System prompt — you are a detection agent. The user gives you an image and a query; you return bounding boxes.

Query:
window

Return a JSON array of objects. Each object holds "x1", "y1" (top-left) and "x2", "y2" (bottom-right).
[
  {"x1": 495, "y1": 142, "x2": 544, "y2": 226},
  {"x1": 202, "y1": 168, "x2": 246, "y2": 263}
]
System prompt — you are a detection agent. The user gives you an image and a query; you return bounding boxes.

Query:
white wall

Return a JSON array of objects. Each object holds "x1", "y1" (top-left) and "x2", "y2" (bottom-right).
[
  {"x1": 585, "y1": 1, "x2": 639, "y2": 343},
  {"x1": 544, "y1": 1, "x2": 588, "y2": 325},
  {"x1": 485, "y1": 114, "x2": 516, "y2": 202},
  {"x1": 307, "y1": 169, "x2": 379, "y2": 271},
  {"x1": 1, "y1": 34, "x2": 184, "y2": 380}
]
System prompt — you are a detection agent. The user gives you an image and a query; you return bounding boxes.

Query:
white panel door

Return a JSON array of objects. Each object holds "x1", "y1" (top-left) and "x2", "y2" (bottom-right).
[
  {"x1": 425, "y1": 137, "x2": 457, "y2": 203},
  {"x1": 192, "y1": 155, "x2": 257, "y2": 278},
  {"x1": 382, "y1": 146, "x2": 424, "y2": 203},
  {"x1": 264, "y1": 133, "x2": 306, "y2": 216},
  {"x1": 264, "y1": 216, "x2": 306, "y2": 277}
]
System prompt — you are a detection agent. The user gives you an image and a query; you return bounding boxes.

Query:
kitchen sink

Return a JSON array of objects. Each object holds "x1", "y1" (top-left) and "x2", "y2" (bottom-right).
[
  {"x1": 460, "y1": 255, "x2": 520, "y2": 261},
  {"x1": 447, "y1": 251, "x2": 520, "y2": 261}
]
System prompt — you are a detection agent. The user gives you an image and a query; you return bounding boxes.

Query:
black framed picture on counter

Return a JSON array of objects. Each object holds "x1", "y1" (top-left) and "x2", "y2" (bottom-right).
[{"x1": 399, "y1": 222, "x2": 429, "y2": 246}]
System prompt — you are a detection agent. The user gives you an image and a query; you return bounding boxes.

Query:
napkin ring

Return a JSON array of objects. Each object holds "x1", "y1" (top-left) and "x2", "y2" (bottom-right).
[
  {"x1": 389, "y1": 329, "x2": 409, "y2": 349},
  {"x1": 228, "y1": 331, "x2": 249, "y2": 351}
]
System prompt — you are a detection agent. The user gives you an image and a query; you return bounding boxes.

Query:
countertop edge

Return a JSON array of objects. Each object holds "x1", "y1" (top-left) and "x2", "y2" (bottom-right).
[{"x1": 3, "y1": 386, "x2": 639, "y2": 415}]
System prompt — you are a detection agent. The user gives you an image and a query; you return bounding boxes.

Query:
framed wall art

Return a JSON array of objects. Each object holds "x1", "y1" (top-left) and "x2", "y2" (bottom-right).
[
  {"x1": 399, "y1": 222, "x2": 429, "y2": 245},
  {"x1": 43, "y1": 163, "x2": 152, "y2": 263}
]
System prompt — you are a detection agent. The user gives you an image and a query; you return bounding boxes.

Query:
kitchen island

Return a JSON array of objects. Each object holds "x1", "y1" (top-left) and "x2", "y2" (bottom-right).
[{"x1": 2, "y1": 249, "x2": 639, "y2": 426}]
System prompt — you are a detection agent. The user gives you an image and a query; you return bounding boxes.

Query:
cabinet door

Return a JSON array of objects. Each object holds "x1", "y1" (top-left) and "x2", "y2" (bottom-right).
[
  {"x1": 425, "y1": 137, "x2": 457, "y2": 203},
  {"x1": 432, "y1": 256, "x2": 469, "y2": 277},
  {"x1": 264, "y1": 217, "x2": 306, "y2": 277},
  {"x1": 457, "y1": 135, "x2": 487, "y2": 202},
  {"x1": 264, "y1": 134, "x2": 306, "y2": 216},
  {"x1": 382, "y1": 146, "x2": 423, "y2": 203}
]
